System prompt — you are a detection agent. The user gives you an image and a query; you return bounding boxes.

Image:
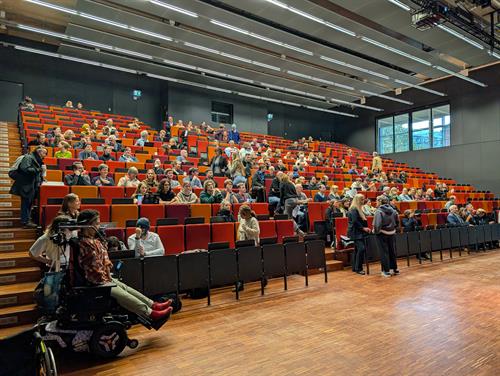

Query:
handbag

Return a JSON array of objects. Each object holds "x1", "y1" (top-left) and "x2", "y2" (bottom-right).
[{"x1": 34, "y1": 267, "x2": 65, "y2": 314}]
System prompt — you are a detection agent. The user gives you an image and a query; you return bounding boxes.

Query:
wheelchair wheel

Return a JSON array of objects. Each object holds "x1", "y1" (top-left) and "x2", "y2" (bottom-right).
[
  {"x1": 37, "y1": 346, "x2": 57, "y2": 376},
  {"x1": 89, "y1": 322, "x2": 128, "y2": 358}
]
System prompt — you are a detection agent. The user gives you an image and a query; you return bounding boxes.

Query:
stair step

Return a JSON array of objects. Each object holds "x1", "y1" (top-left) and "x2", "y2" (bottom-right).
[
  {"x1": 326, "y1": 260, "x2": 344, "y2": 272},
  {"x1": 0, "y1": 267, "x2": 41, "y2": 285},
  {"x1": 0, "y1": 282, "x2": 37, "y2": 308},
  {"x1": 0, "y1": 209, "x2": 21, "y2": 218},
  {"x1": 0, "y1": 252, "x2": 38, "y2": 268},
  {"x1": 0, "y1": 324, "x2": 33, "y2": 339},
  {"x1": 0, "y1": 219, "x2": 23, "y2": 228},
  {"x1": 0, "y1": 228, "x2": 37, "y2": 240},
  {"x1": 0, "y1": 304, "x2": 38, "y2": 328},
  {"x1": 325, "y1": 249, "x2": 335, "y2": 261},
  {"x1": 0, "y1": 239, "x2": 36, "y2": 253}
]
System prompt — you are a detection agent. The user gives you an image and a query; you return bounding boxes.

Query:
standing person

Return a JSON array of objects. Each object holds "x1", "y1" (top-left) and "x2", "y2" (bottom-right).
[
  {"x1": 373, "y1": 195, "x2": 399, "y2": 278},
  {"x1": 210, "y1": 148, "x2": 228, "y2": 175},
  {"x1": 127, "y1": 218, "x2": 165, "y2": 258},
  {"x1": 251, "y1": 165, "x2": 266, "y2": 203},
  {"x1": 228, "y1": 124, "x2": 240, "y2": 144},
  {"x1": 10, "y1": 146, "x2": 47, "y2": 228},
  {"x1": 237, "y1": 205, "x2": 260, "y2": 245},
  {"x1": 280, "y1": 174, "x2": 305, "y2": 236},
  {"x1": 371, "y1": 152, "x2": 383, "y2": 173},
  {"x1": 347, "y1": 194, "x2": 371, "y2": 275}
]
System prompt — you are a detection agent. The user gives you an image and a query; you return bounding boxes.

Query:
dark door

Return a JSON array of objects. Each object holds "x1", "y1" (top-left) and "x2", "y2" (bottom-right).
[{"x1": 0, "y1": 81, "x2": 23, "y2": 122}]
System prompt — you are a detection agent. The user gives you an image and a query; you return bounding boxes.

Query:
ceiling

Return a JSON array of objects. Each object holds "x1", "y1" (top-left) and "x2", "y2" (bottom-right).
[{"x1": 0, "y1": 0, "x2": 498, "y2": 118}]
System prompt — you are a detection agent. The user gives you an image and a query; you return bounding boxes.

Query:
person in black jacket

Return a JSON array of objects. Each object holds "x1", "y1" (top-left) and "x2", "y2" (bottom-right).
[
  {"x1": 209, "y1": 148, "x2": 228, "y2": 176},
  {"x1": 10, "y1": 146, "x2": 47, "y2": 228},
  {"x1": 251, "y1": 165, "x2": 266, "y2": 202},
  {"x1": 401, "y1": 210, "x2": 419, "y2": 231},
  {"x1": 280, "y1": 174, "x2": 305, "y2": 236},
  {"x1": 65, "y1": 162, "x2": 91, "y2": 186},
  {"x1": 268, "y1": 171, "x2": 283, "y2": 211},
  {"x1": 347, "y1": 194, "x2": 371, "y2": 275},
  {"x1": 217, "y1": 200, "x2": 236, "y2": 222}
]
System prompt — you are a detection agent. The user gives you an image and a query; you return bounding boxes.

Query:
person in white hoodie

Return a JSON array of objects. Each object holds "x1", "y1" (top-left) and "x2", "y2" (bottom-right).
[
  {"x1": 373, "y1": 195, "x2": 399, "y2": 277},
  {"x1": 128, "y1": 217, "x2": 165, "y2": 258}
]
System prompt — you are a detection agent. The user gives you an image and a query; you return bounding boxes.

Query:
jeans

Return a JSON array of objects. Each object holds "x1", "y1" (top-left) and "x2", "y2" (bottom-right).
[
  {"x1": 352, "y1": 238, "x2": 366, "y2": 272},
  {"x1": 21, "y1": 196, "x2": 33, "y2": 224},
  {"x1": 377, "y1": 234, "x2": 398, "y2": 273},
  {"x1": 268, "y1": 196, "x2": 280, "y2": 205}
]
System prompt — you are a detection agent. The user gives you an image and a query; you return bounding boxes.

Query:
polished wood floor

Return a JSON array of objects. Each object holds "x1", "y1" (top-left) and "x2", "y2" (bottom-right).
[{"x1": 56, "y1": 251, "x2": 500, "y2": 375}]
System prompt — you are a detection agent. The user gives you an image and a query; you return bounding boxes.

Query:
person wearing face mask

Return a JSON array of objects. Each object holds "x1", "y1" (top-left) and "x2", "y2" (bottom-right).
[
  {"x1": 77, "y1": 210, "x2": 172, "y2": 325},
  {"x1": 127, "y1": 217, "x2": 165, "y2": 258}
]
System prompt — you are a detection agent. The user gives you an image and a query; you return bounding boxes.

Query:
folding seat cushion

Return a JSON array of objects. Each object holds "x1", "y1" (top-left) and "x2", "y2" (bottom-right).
[
  {"x1": 190, "y1": 204, "x2": 212, "y2": 223},
  {"x1": 259, "y1": 220, "x2": 277, "y2": 240},
  {"x1": 39, "y1": 185, "x2": 69, "y2": 205},
  {"x1": 428, "y1": 213, "x2": 438, "y2": 226},
  {"x1": 111, "y1": 204, "x2": 138, "y2": 227},
  {"x1": 437, "y1": 213, "x2": 447, "y2": 225},
  {"x1": 70, "y1": 185, "x2": 98, "y2": 199},
  {"x1": 334, "y1": 217, "x2": 349, "y2": 249},
  {"x1": 80, "y1": 204, "x2": 111, "y2": 223},
  {"x1": 185, "y1": 224, "x2": 211, "y2": 251},
  {"x1": 307, "y1": 202, "x2": 323, "y2": 232},
  {"x1": 99, "y1": 186, "x2": 125, "y2": 204},
  {"x1": 44, "y1": 157, "x2": 58, "y2": 166},
  {"x1": 43, "y1": 205, "x2": 62, "y2": 228},
  {"x1": 139, "y1": 204, "x2": 166, "y2": 225},
  {"x1": 420, "y1": 213, "x2": 429, "y2": 227},
  {"x1": 275, "y1": 220, "x2": 295, "y2": 243},
  {"x1": 211, "y1": 222, "x2": 235, "y2": 248},
  {"x1": 166, "y1": 205, "x2": 190, "y2": 224},
  {"x1": 251, "y1": 203, "x2": 269, "y2": 216}
]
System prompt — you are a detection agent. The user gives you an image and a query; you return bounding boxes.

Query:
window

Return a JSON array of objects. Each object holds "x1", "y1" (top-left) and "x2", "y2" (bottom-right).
[
  {"x1": 432, "y1": 105, "x2": 450, "y2": 148},
  {"x1": 394, "y1": 114, "x2": 409, "y2": 152},
  {"x1": 377, "y1": 117, "x2": 394, "y2": 154},
  {"x1": 411, "y1": 109, "x2": 431, "y2": 150},
  {"x1": 376, "y1": 103, "x2": 451, "y2": 154},
  {"x1": 211, "y1": 101, "x2": 233, "y2": 124}
]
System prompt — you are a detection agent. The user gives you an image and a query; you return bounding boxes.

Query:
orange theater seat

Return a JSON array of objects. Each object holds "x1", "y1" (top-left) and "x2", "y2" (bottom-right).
[
  {"x1": 275, "y1": 220, "x2": 295, "y2": 243},
  {"x1": 45, "y1": 170, "x2": 63, "y2": 182},
  {"x1": 211, "y1": 222, "x2": 235, "y2": 248},
  {"x1": 156, "y1": 225, "x2": 185, "y2": 255},
  {"x1": 40, "y1": 185, "x2": 69, "y2": 205},
  {"x1": 185, "y1": 224, "x2": 210, "y2": 251},
  {"x1": 111, "y1": 204, "x2": 138, "y2": 227},
  {"x1": 190, "y1": 204, "x2": 212, "y2": 223},
  {"x1": 70, "y1": 185, "x2": 98, "y2": 199}
]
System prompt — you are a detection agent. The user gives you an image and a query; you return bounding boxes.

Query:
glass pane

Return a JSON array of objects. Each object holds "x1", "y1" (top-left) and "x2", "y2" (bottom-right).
[
  {"x1": 432, "y1": 105, "x2": 450, "y2": 148},
  {"x1": 394, "y1": 114, "x2": 409, "y2": 152},
  {"x1": 412, "y1": 109, "x2": 431, "y2": 150},
  {"x1": 377, "y1": 117, "x2": 393, "y2": 154}
]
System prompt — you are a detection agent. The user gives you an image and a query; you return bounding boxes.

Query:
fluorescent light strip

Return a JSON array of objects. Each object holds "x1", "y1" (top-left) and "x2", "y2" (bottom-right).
[
  {"x1": 183, "y1": 42, "x2": 220, "y2": 55},
  {"x1": 361, "y1": 36, "x2": 432, "y2": 66},
  {"x1": 25, "y1": 0, "x2": 77, "y2": 15},
  {"x1": 394, "y1": 79, "x2": 446, "y2": 96},
  {"x1": 434, "y1": 66, "x2": 487, "y2": 87},
  {"x1": 320, "y1": 55, "x2": 390, "y2": 79},
  {"x1": 264, "y1": 0, "x2": 356, "y2": 37},
  {"x1": 488, "y1": 50, "x2": 500, "y2": 60},
  {"x1": 305, "y1": 105, "x2": 358, "y2": 117},
  {"x1": 437, "y1": 25, "x2": 484, "y2": 50},
  {"x1": 287, "y1": 70, "x2": 355, "y2": 90},
  {"x1": 385, "y1": 0, "x2": 411, "y2": 11},
  {"x1": 149, "y1": 0, "x2": 198, "y2": 18},
  {"x1": 360, "y1": 90, "x2": 413, "y2": 105},
  {"x1": 209, "y1": 19, "x2": 313, "y2": 56},
  {"x1": 163, "y1": 59, "x2": 197, "y2": 70}
]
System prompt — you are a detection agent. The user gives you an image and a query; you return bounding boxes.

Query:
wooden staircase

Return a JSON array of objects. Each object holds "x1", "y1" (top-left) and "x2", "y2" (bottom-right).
[{"x1": 0, "y1": 122, "x2": 39, "y2": 330}]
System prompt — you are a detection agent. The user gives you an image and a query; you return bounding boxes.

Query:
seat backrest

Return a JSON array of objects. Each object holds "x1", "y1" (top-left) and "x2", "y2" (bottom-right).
[
  {"x1": 99, "y1": 186, "x2": 125, "y2": 204},
  {"x1": 209, "y1": 248, "x2": 238, "y2": 287},
  {"x1": 419, "y1": 230, "x2": 432, "y2": 253},
  {"x1": 275, "y1": 220, "x2": 295, "y2": 243},
  {"x1": 284, "y1": 242, "x2": 306, "y2": 275},
  {"x1": 178, "y1": 251, "x2": 209, "y2": 291},
  {"x1": 236, "y1": 245, "x2": 262, "y2": 283},
  {"x1": 394, "y1": 232, "x2": 409, "y2": 258},
  {"x1": 259, "y1": 220, "x2": 277, "y2": 240},
  {"x1": 307, "y1": 202, "x2": 323, "y2": 232},
  {"x1": 407, "y1": 231, "x2": 420, "y2": 255},
  {"x1": 185, "y1": 224, "x2": 211, "y2": 251},
  {"x1": 140, "y1": 205, "x2": 166, "y2": 225},
  {"x1": 250, "y1": 203, "x2": 269, "y2": 216},
  {"x1": 211, "y1": 222, "x2": 235, "y2": 248},
  {"x1": 262, "y1": 243, "x2": 285, "y2": 278},
  {"x1": 157, "y1": 225, "x2": 185, "y2": 254},
  {"x1": 439, "y1": 227, "x2": 452, "y2": 249},
  {"x1": 143, "y1": 255, "x2": 178, "y2": 296},
  {"x1": 166, "y1": 204, "x2": 190, "y2": 224},
  {"x1": 40, "y1": 185, "x2": 69, "y2": 205},
  {"x1": 80, "y1": 204, "x2": 111, "y2": 223},
  {"x1": 305, "y1": 239, "x2": 326, "y2": 269},
  {"x1": 43, "y1": 205, "x2": 62, "y2": 228},
  {"x1": 111, "y1": 204, "x2": 138, "y2": 227}
]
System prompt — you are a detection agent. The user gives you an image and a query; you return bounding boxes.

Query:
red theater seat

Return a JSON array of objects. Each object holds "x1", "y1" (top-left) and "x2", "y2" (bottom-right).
[
  {"x1": 275, "y1": 220, "x2": 295, "y2": 243},
  {"x1": 105, "y1": 228, "x2": 125, "y2": 241},
  {"x1": 43, "y1": 205, "x2": 61, "y2": 228},
  {"x1": 335, "y1": 217, "x2": 349, "y2": 249},
  {"x1": 80, "y1": 204, "x2": 110, "y2": 223},
  {"x1": 259, "y1": 220, "x2": 277, "y2": 240},
  {"x1": 40, "y1": 185, "x2": 69, "y2": 205},
  {"x1": 251, "y1": 203, "x2": 269, "y2": 215},
  {"x1": 307, "y1": 202, "x2": 323, "y2": 232},
  {"x1": 185, "y1": 224, "x2": 210, "y2": 250},
  {"x1": 99, "y1": 186, "x2": 125, "y2": 204},
  {"x1": 166, "y1": 205, "x2": 190, "y2": 224},
  {"x1": 140, "y1": 205, "x2": 166, "y2": 225},
  {"x1": 211, "y1": 222, "x2": 235, "y2": 248}
]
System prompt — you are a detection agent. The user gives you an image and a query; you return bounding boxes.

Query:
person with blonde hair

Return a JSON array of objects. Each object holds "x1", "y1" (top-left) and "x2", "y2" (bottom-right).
[{"x1": 347, "y1": 194, "x2": 370, "y2": 275}]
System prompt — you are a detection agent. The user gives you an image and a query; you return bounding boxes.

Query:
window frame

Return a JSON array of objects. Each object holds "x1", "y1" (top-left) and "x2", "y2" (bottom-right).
[{"x1": 376, "y1": 102, "x2": 450, "y2": 154}]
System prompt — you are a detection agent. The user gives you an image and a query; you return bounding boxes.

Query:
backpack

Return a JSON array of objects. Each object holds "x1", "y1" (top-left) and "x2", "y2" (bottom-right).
[{"x1": 8, "y1": 155, "x2": 25, "y2": 180}]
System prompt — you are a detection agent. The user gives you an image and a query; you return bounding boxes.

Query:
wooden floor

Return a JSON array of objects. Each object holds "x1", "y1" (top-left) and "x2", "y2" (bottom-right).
[{"x1": 52, "y1": 250, "x2": 500, "y2": 376}]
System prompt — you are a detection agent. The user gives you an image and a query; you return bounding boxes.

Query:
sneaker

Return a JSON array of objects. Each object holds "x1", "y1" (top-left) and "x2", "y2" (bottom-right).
[
  {"x1": 22, "y1": 222, "x2": 37, "y2": 229},
  {"x1": 355, "y1": 270, "x2": 366, "y2": 275},
  {"x1": 296, "y1": 229, "x2": 306, "y2": 237},
  {"x1": 393, "y1": 269, "x2": 400, "y2": 275},
  {"x1": 381, "y1": 271, "x2": 391, "y2": 278}
]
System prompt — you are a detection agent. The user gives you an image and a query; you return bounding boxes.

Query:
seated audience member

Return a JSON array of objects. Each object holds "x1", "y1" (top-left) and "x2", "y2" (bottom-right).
[
  {"x1": 293, "y1": 184, "x2": 310, "y2": 230},
  {"x1": 447, "y1": 205, "x2": 466, "y2": 226},
  {"x1": 217, "y1": 200, "x2": 235, "y2": 222},
  {"x1": 307, "y1": 176, "x2": 319, "y2": 190},
  {"x1": 158, "y1": 178, "x2": 175, "y2": 203},
  {"x1": 371, "y1": 152, "x2": 383, "y2": 173},
  {"x1": 462, "y1": 205, "x2": 475, "y2": 224},
  {"x1": 325, "y1": 200, "x2": 342, "y2": 231},
  {"x1": 171, "y1": 182, "x2": 199, "y2": 204},
  {"x1": 64, "y1": 100, "x2": 73, "y2": 108},
  {"x1": 444, "y1": 195, "x2": 456, "y2": 210},
  {"x1": 423, "y1": 188, "x2": 434, "y2": 201},
  {"x1": 128, "y1": 218, "x2": 164, "y2": 258},
  {"x1": 234, "y1": 183, "x2": 253, "y2": 203},
  {"x1": 222, "y1": 179, "x2": 238, "y2": 204},
  {"x1": 388, "y1": 187, "x2": 400, "y2": 201},
  {"x1": 362, "y1": 199, "x2": 376, "y2": 217},
  {"x1": 143, "y1": 169, "x2": 159, "y2": 190},
  {"x1": 92, "y1": 164, "x2": 115, "y2": 186},
  {"x1": 74, "y1": 136, "x2": 90, "y2": 150},
  {"x1": 328, "y1": 185, "x2": 341, "y2": 201},
  {"x1": 128, "y1": 118, "x2": 141, "y2": 131},
  {"x1": 348, "y1": 164, "x2": 359, "y2": 175},
  {"x1": 224, "y1": 141, "x2": 238, "y2": 158},
  {"x1": 251, "y1": 165, "x2": 266, "y2": 202},
  {"x1": 105, "y1": 135, "x2": 122, "y2": 152},
  {"x1": 184, "y1": 167, "x2": 202, "y2": 188},
  {"x1": 132, "y1": 183, "x2": 158, "y2": 205},
  {"x1": 399, "y1": 171, "x2": 408, "y2": 183},
  {"x1": 54, "y1": 141, "x2": 72, "y2": 159},
  {"x1": 204, "y1": 169, "x2": 216, "y2": 186},
  {"x1": 65, "y1": 162, "x2": 91, "y2": 186},
  {"x1": 117, "y1": 167, "x2": 140, "y2": 188},
  {"x1": 402, "y1": 210, "x2": 419, "y2": 231},
  {"x1": 414, "y1": 188, "x2": 424, "y2": 201},
  {"x1": 28, "y1": 132, "x2": 49, "y2": 147},
  {"x1": 29, "y1": 215, "x2": 72, "y2": 270},
  {"x1": 63, "y1": 129, "x2": 75, "y2": 142},
  {"x1": 76, "y1": 102, "x2": 83, "y2": 110},
  {"x1": 351, "y1": 178, "x2": 363, "y2": 191},
  {"x1": 164, "y1": 169, "x2": 180, "y2": 188},
  {"x1": 77, "y1": 210, "x2": 172, "y2": 322},
  {"x1": 155, "y1": 130, "x2": 168, "y2": 143},
  {"x1": 153, "y1": 159, "x2": 165, "y2": 175},
  {"x1": 390, "y1": 198, "x2": 400, "y2": 213},
  {"x1": 78, "y1": 144, "x2": 98, "y2": 160},
  {"x1": 237, "y1": 205, "x2": 260, "y2": 245},
  {"x1": 473, "y1": 208, "x2": 494, "y2": 225},
  {"x1": 268, "y1": 171, "x2": 283, "y2": 208},
  {"x1": 119, "y1": 147, "x2": 138, "y2": 162},
  {"x1": 173, "y1": 161, "x2": 185, "y2": 176},
  {"x1": 107, "y1": 236, "x2": 127, "y2": 252},
  {"x1": 135, "y1": 130, "x2": 149, "y2": 147},
  {"x1": 19, "y1": 96, "x2": 35, "y2": 111},
  {"x1": 58, "y1": 193, "x2": 81, "y2": 219},
  {"x1": 434, "y1": 182, "x2": 448, "y2": 200},
  {"x1": 229, "y1": 156, "x2": 247, "y2": 186},
  {"x1": 314, "y1": 184, "x2": 328, "y2": 202},
  {"x1": 398, "y1": 188, "x2": 412, "y2": 202},
  {"x1": 99, "y1": 145, "x2": 115, "y2": 162},
  {"x1": 176, "y1": 149, "x2": 189, "y2": 163},
  {"x1": 200, "y1": 180, "x2": 224, "y2": 204},
  {"x1": 339, "y1": 198, "x2": 350, "y2": 217},
  {"x1": 105, "y1": 118, "x2": 114, "y2": 128},
  {"x1": 168, "y1": 137, "x2": 178, "y2": 150}
]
